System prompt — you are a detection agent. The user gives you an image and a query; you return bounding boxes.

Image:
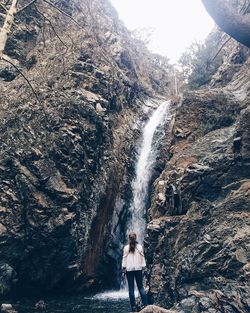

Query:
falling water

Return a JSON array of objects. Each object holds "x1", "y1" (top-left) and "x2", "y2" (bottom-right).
[
  {"x1": 94, "y1": 100, "x2": 171, "y2": 300},
  {"x1": 127, "y1": 100, "x2": 171, "y2": 244}
]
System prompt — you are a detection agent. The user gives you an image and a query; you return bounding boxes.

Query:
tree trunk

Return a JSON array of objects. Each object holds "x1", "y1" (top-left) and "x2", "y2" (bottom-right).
[
  {"x1": 202, "y1": 0, "x2": 250, "y2": 48},
  {"x1": 0, "y1": 0, "x2": 18, "y2": 58}
]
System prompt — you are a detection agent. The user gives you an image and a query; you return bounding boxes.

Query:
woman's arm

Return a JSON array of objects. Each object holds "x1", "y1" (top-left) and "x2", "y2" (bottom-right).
[
  {"x1": 122, "y1": 246, "x2": 128, "y2": 269},
  {"x1": 137, "y1": 244, "x2": 146, "y2": 267},
  {"x1": 141, "y1": 247, "x2": 146, "y2": 268}
]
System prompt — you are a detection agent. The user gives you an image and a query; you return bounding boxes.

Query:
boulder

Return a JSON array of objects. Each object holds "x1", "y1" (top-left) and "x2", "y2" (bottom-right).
[
  {"x1": 35, "y1": 300, "x2": 46, "y2": 310},
  {"x1": 140, "y1": 305, "x2": 177, "y2": 313},
  {"x1": 0, "y1": 304, "x2": 17, "y2": 313}
]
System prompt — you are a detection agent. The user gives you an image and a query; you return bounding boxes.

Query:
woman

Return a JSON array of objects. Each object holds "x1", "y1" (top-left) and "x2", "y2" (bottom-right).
[{"x1": 122, "y1": 232, "x2": 148, "y2": 312}]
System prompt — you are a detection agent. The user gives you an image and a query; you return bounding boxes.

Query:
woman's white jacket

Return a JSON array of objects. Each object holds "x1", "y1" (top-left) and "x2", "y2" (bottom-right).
[{"x1": 122, "y1": 244, "x2": 146, "y2": 271}]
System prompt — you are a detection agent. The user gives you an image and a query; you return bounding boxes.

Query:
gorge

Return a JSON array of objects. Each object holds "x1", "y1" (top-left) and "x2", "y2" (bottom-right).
[{"x1": 0, "y1": 0, "x2": 249, "y2": 313}]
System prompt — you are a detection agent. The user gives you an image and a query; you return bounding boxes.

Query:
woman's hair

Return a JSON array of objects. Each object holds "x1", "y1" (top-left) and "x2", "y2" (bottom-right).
[{"x1": 128, "y1": 232, "x2": 138, "y2": 253}]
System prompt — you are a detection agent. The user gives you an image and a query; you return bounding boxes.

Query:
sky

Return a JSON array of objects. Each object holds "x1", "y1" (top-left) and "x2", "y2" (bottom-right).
[{"x1": 110, "y1": 0, "x2": 215, "y2": 63}]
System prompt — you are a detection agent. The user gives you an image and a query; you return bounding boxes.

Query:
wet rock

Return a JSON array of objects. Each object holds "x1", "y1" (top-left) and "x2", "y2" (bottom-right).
[
  {"x1": 1, "y1": 304, "x2": 12, "y2": 311},
  {"x1": 0, "y1": 264, "x2": 16, "y2": 296},
  {"x1": 35, "y1": 300, "x2": 46, "y2": 310},
  {"x1": 0, "y1": 304, "x2": 17, "y2": 313}
]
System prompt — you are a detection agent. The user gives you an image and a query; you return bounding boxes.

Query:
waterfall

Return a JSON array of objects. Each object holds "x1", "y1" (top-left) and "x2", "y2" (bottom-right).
[
  {"x1": 94, "y1": 100, "x2": 171, "y2": 299},
  {"x1": 127, "y1": 100, "x2": 171, "y2": 244}
]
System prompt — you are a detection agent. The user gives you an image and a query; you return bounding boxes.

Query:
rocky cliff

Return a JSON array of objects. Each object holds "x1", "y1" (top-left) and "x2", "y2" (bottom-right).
[
  {"x1": 0, "y1": 1, "x2": 249, "y2": 312},
  {"x1": 0, "y1": 0, "x2": 171, "y2": 296},
  {"x1": 146, "y1": 42, "x2": 250, "y2": 312}
]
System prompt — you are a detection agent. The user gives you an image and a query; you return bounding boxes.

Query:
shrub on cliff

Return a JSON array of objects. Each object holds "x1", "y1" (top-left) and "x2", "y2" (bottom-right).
[{"x1": 178, "y1": 31, "x2": 224, "y2": 89}]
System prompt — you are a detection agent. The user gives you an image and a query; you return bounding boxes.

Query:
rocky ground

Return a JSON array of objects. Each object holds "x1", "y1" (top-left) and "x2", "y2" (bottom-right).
[{"x1": 145, "y1": 43, "x2": 250, "y2": 313}]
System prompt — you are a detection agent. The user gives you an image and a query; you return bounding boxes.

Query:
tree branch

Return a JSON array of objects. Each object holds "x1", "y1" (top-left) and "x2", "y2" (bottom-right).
[
  {"x1": 17, "y1": 0, "x2": 37, "y2": 14},
  {"x1": 2, "y1": 54, "x2": 38, "y2": 100},
  {"x1": 202, "y1": 0, "x2": 250, "y2": 48},
  {"x1": 0, "y1": 0, "x2": 18, "y2": 55},
  {"x1": 244, "y1": 1, "x2": 250, "y2": 14},
  {"x1": 0, "y1": 3, "x2": 8, "y2": 13},
  {"x1": 42, "y1": 0, "x2": 81, "y2": 26},
  {"x1": 240, "y1": 0, "x2": 250, "y2": 13},
  {"x1": 2, "y1": 54, "x2": 50, "y2": 125},
  {"x1": 34, "y1": 4, "x2": 68, "y2": 50},
  {"x1": 211, "y1": 36, "x2": 231, "y2": 62}
]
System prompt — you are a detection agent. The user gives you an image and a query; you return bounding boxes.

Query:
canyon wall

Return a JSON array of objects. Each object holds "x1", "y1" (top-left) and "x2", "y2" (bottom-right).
[
  {"x1": 146, "y1": 42, "x2": 250, "y2": 312},
  {"x1": 0, "y1": 0, "x2": 171, "y2": 296},
  {"x1": 0, "y1": 2, "x2": 249, "y2": 312}
]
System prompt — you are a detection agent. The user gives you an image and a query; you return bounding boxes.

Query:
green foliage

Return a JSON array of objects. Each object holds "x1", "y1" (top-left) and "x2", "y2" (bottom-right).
[{"x1": 179, "y1": 31, "x2": 224, "y2": 89}]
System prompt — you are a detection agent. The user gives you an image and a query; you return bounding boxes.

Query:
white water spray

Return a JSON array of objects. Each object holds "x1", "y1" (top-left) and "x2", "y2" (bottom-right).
[{"x1": 127, "y1": 100, "x2": 170, "y2": 244}]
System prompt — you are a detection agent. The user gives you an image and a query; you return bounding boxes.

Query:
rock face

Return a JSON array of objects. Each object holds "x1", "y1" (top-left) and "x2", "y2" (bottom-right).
[
  {"x1": 1, "y1": 1, "x2": 249, "y2": 309},
  {"x1": 146, "y1": 43, "x2": 250, "y2": 312},
  {"x1": 0, "y1": 0, "x2": 171, "y2": 295}
]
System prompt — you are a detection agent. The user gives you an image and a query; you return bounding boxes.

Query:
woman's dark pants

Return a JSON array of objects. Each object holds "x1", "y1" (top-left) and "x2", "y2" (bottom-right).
[{"x1": 126, "y1": 270, "x2": 148, "y2": 310}]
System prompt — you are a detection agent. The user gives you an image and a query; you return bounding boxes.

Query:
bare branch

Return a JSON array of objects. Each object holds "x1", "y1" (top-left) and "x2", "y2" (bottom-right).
[
  {"x1": 41, "y1": 20, "x2": 46, "y2": 47},
  {"x1": 34, "y1": 4, "x2": 68, "y2": 50},
  {"x1": 0, "y1": 3, "x2": 8, "y2": 13},
  {"x1": 2, "y1": 54, "x2": 38, "y2": 100},
  {"x1": 0, "y1": 0, "x2": 18, "y2": 56},
  {"x1": 42, "y1": 0, "x2": 81, "y2": 26},
  {"x1": 2, "y1": 54, "x2": 50, "y2": 125},
  {"x1": 243, "y1": 1, "x2": 250, "y2": 14},
  {"x1": 17, "y1": 0, "x2": 37, "y2": 14},
  {"x1": 240, "y1": 0, "x2": 250, "y2": 13},
  {"x1": 211, "y1": 37, "x2": 231, "y2": 63}
]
